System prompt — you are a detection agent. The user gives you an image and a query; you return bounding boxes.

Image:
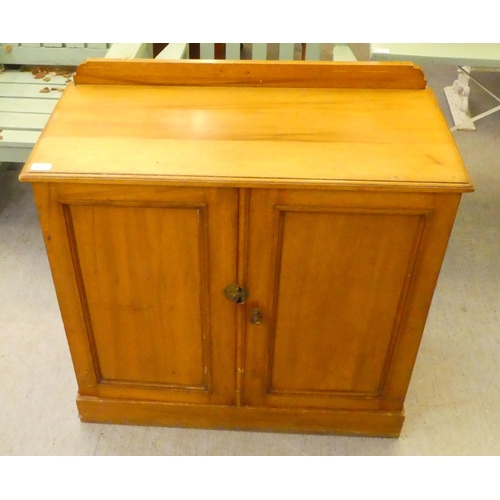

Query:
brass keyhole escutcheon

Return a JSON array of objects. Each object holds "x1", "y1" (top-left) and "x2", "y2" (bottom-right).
[
  {"x1": 250, "y1": 308, "x2": 263, "y2": 325},
  {"x1": 224, "y1": 284, "x2": 248, "y2": 304}
]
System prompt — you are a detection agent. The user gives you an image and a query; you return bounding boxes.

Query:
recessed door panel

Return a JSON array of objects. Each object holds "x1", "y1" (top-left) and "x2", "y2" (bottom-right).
[
  {"x1": 270, "y1": 209, "x2": 421, "y2": 395},
  {"x1": 70, "y1": 204, "x2": 207, "y2": 388}
]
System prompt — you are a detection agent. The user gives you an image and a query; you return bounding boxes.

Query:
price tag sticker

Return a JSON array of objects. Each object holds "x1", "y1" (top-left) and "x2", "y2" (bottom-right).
[{"x1": 30, "y1": 163, "x2": 53, "y2": 171}]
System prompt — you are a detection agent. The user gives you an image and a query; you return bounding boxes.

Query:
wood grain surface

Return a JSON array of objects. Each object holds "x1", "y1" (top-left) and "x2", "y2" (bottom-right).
[{"x1": 20, "y1": 76, "x2": 472, "y2": 191}]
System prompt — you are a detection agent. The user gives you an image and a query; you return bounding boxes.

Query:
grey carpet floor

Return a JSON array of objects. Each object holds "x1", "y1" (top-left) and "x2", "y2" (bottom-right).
[{"x1": 0, "y1": 62, "x2": 499, "y2": 455}]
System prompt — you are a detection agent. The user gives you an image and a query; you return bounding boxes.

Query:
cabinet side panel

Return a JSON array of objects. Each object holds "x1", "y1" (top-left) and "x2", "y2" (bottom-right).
[{"x1": 380, "y1": 193, "x2": 463, "y2": 408}]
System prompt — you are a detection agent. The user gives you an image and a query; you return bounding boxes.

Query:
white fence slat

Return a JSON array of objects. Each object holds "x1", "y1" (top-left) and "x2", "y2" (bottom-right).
[
  {"x1": 305, "y1": 43, "x2": 321, "y2": 61},
  {"x1": 0, "y1": 111, "x2": 50, "y2": 130},
  {"x1": 0, "y1": 129, "x2": 41, "y2": 149},
  {"x1": 0, "y1": 97, "x2": 57, "y2": 114},
  {"x1": 0, "y1": 46, "x2": 110, "y2": 65},
  {"x1": 0, "y1": 145, "x2": 33, "y2": 163},
  {"x1": 86, "y1": 43, "x2": 108, "y2": 49},
  {"x1": 20, "y1": 44, "x2": 42, "y2": 48},
  {"x1": 225, "y1": 43, "x2": 241, "y2": 60},
  {"x1": 43, "y1": 43, "x2": 64, "y2": 48},
  {"x1": 0, "y1": 82, "x2": 65, "y2": 99},
  {"x1": 278, "y1": 43, "x2": 294, "y2": 60},
  {"x1": 200, "y1": 44, "x2": 215, "y2": 59},
  {"x1": 0, "y1": 70, "x2": 70, "y2": 85},
  {"x1": 65, "y1": 43, "x2": 86, "y2": 48},
  {"x1": 156, "y1": 43, "x2": 189, "y2": 60},
  {"x1": 252, "y1": 43, "x2": 268, "y2": 60}
]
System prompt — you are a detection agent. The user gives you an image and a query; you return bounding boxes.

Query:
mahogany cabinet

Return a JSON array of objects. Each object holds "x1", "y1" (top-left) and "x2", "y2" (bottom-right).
[{"x1": 20, "y1": 60, "x2": 473, "y2": 437}]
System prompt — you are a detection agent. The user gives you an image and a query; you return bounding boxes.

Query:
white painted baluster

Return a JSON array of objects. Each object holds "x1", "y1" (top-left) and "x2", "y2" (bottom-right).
[
  {"x1": 226, "y1": 44, "x2": 241, "y2": 60},
  {"x1": 200, "y1": 43, "x2": 215, "y2": 59},
  {"x1": 305, "y1": 43, "x2": 321, "y2": 61},
  {"x1": 333, "y1": 44, "x2": 357, "y2": 61},
  {"x1": 106, "y1": 44, "x2": 153, "y2": 59},
  {"x1": 278, "y1": 43, "x2": 294, "y2": 60},
  {"x1": 252, "y1": 43, "x2": 268, "y2": 60}
]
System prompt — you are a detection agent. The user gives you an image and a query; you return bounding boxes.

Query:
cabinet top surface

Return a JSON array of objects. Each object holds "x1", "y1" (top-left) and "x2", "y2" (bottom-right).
[{"x1": 20, "y1": 64, "x2": 473, "y2": 191}]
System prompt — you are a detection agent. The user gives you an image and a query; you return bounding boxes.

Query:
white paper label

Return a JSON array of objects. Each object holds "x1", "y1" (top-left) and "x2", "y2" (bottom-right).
[
  {"x1": 30, "y1": 163, "x2": 53, "y2": 171},
  {"x1": 373, "y1": 48, "x2": 390, "y2": 54}
]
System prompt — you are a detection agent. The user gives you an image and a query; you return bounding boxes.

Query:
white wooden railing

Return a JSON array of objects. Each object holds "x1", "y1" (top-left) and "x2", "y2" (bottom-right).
[
  {"x1": 156, "y1": 43, "x2": 356, "y2": 61},
  {"x1": 0, "y1": 43, "x2": 115, "y2": 66}
]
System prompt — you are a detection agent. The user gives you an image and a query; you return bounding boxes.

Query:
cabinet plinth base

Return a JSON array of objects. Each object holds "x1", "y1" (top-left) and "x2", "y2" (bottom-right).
[{"x1": 76, "y1": 395, "x2": 404, "y2": 438}]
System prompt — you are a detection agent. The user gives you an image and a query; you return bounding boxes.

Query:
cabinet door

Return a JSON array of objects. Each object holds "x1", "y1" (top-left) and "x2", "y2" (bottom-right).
[
  {"x1": 243, "y1": 189, "x2": 460, "y2": 411},
  {"x1": 35, "y1": 184, "x2": 238, "y2": 406}
]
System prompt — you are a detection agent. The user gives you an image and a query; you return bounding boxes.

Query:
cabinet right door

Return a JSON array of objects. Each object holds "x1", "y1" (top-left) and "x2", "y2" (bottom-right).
[{"x1": 243, "y1": 188, "x2": 461, "y2": 411}]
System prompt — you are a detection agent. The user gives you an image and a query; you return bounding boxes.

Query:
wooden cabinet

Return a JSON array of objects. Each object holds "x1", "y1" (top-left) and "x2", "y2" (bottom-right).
[{"x1": 20, "y1": 60, "x2": 473, "y2": 437}]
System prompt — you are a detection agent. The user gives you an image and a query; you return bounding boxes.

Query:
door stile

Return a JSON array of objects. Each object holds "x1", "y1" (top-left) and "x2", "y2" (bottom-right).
[{"x1": 236, "y1": 188, "x2": 250, "y2": 406}]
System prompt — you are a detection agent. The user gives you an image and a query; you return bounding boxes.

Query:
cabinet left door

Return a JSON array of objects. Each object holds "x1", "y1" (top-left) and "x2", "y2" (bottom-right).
[{"x1": 33, "y1": 183, "x2": 239, "y2": 406}]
